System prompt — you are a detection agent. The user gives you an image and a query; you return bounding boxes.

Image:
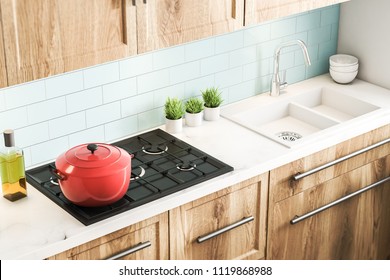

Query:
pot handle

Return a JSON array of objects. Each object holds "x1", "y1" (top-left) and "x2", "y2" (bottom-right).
[{"x1": 49, "y1": 166, "x2": 66, "y2": 181}]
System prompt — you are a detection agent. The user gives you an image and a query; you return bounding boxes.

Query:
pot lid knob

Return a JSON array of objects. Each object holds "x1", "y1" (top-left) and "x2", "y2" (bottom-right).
[{"x1": 87, "y1": 143, "x2": 98, "y2": 154}]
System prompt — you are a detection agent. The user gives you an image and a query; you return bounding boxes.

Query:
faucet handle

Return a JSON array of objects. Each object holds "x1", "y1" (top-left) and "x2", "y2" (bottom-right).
[{"x1": 280, "y1": 70, "x2": 288, "y2": 90}]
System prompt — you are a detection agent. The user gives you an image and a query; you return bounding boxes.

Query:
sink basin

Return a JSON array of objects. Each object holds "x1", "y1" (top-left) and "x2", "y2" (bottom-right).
[
  {"x1": 221, "y1": 86, "x2": 380, "y2": 147},
  {"x1": 292, "y1": 87, "x2": 379, "y2": 121}
]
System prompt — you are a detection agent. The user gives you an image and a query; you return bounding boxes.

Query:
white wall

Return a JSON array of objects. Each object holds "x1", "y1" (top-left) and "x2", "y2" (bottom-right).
[{"x1": 338, "y1": 0, "x2": 390, "y2": 89}]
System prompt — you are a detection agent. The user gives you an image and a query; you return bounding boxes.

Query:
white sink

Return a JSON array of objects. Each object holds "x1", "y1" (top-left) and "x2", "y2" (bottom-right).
[
  {"x1": 292, "y1": 87, "x2": 379, "y2": 121},
  {"x1": 221, "y1": 86, "x2": 380, "y2": 148}
]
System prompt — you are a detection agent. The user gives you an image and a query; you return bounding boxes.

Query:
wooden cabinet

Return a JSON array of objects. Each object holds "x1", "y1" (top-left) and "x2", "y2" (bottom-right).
[
  {"x1": 135, "y1": 0, "x2": 244, "y2": 54},
  {"x1": 0, "y1": 0, "x2": 243, "y2": 87},
  {"x1": 245, "y1": 0, "x2": 350, "y2": 26},
  {"x1": 169, "y1": 173, "x2": 269, "y2": 260},
  {"x1": 48, "y1": 212, "x2": 168, "y2": 260},
  {"x1": 0, "y1": 0, "x2": 350, "y2": 87},
  {"x1": 0, "y1": 0, "x2": 137, "y2": 86},
  {"x1": 267, "y1": 124, "x2": 390, "y2": 259},
  {"x1": 48, "y1": 173, "x2": 268, "y2": 261}
]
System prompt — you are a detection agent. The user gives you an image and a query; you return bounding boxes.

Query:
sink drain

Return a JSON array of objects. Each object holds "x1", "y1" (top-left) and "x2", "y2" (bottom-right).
[{"x1": 276, "y1": 131, "x2": 303, "y2": 142}]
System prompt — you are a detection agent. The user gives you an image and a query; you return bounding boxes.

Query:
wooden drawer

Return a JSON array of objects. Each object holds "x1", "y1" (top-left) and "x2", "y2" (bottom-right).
[
  {"x1": 48, "y1": 212, "x2": 168, "y2": 260},
  {"x1": 169, "y1": 173, "x2": 269, "y2": 260},
  {"x1": 270, "y1": 124, "x2": 390, "y2": 203},
  {"x1": 267, "y1": 154, "x2": 390, "y2": 259}
]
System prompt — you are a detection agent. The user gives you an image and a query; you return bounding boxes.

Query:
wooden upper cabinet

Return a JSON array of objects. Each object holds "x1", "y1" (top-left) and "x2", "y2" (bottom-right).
[
  {"x1": 244, "y1": 0, "x2": 350, "y2": 26},
  {"x1": 0, "y1": 0, "x2": 137, "y2": 86},
  {"x1": 0, "y1": 0, "x2": 350, "y2": 87},
  {"x1": 135, "y1": 0, "x2": 245, "y2": 54}
]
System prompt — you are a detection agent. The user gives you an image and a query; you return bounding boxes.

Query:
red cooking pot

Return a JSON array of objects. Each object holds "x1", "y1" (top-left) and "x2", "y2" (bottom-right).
[{"x1": 51, "y1": 143, "x2": 132, "y2": 207}]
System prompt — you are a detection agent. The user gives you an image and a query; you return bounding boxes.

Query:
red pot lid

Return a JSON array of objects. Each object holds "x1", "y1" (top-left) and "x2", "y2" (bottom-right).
[{"x1": 63, "y1": 143, "x2": 125, "y2": 169}]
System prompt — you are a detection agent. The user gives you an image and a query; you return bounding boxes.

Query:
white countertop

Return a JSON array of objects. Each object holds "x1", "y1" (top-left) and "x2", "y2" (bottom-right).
[{"x1": 1, "y1": 74, "x2": 390, "y2": 259}]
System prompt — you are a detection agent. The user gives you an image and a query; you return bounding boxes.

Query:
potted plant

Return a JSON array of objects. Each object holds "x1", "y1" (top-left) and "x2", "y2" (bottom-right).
[
  {"x1": 185, "y1": 97, "x2": 204, "y2": 127},
  {"x1": 202, "y1": 87, "x2": 223, "y2": 121},
  {"x1": 164, "y1": 97, "x2": 185, "y2": 133}
]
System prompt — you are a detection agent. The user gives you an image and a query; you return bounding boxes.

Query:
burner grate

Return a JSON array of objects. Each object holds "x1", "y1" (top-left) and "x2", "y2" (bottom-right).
[{"x1": 130, "y1": 166, "x2": 146, "y2": 181}]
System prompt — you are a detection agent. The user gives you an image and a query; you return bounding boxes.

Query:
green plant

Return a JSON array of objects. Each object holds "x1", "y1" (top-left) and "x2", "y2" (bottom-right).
[
  {"x1": 164, "y1": 97, "x2": 185, "y2": 120},
  {"x1": 185, "y1": 97, "x2": 204, "y2": 114},
  {"x1": 202, "y1": 87, "x2": 223, "y2": 108}
]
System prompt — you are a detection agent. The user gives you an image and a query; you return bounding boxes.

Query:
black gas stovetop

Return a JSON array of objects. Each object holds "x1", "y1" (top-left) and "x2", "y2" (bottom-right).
[{"x1": 26, "y1": 129, "x2": 233, "y2": 225}]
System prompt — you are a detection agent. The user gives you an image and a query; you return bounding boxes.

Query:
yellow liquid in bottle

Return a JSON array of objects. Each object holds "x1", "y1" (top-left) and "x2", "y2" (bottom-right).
[{"x1": 0, "y1": 151, "x2": 27, "y2": 202}]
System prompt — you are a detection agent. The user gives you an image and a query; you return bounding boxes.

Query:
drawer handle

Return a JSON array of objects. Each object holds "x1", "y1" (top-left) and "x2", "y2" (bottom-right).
[
  {"x1": 293, "y1": 138, "x2": 390, "y2": 181},
  {"x1": 197, "y1": 216, "x2": 254, "y2": 243},
  {"x1": 105, "y1": 241, "x2": 151, "y2": 260},
  {"x1": 291, "y1": 176, "x2": 390, "y2": 225},
  {"x1": 131, "y1": 0, "x2": 146, "y2": 5}
]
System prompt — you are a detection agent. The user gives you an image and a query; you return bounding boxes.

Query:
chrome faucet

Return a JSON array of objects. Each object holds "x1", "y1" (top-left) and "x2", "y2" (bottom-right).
[{"x1": 270, "y1": 40, "x2": 311, "y2": 97}]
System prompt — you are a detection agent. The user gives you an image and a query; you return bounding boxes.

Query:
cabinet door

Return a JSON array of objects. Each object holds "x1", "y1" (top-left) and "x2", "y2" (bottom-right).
[
  {"x1": 267, "y1": 155, "x2": 390, "y2": 259},
  {"x1": 0, "y1": 0, "x2": 137, "y2": 86},
  {"x1": 244, "y1": 0, "x2": 350, "y2": 26},
  {"x1": 48, "y1": 212, "x2": 168, "y2": 260},
  {"x1": 169, "y1": 173, "x2": 268, "y2": 260},
  {"x1": 136, "y1": 0, "x2": 244, "y2": 53}
]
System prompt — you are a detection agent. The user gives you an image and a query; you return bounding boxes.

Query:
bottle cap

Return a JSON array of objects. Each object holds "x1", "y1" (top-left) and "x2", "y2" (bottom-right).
[{"x1": 3, "y1": 129, "x2": 15, "y2": 147}]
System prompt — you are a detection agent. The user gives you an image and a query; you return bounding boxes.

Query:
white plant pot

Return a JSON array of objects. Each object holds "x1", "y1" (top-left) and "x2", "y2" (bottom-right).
[
  {"x1": 204, "y1": 106, "x2": 220, "y2": 121},
  {"x1": 185, "y1": 111, "x2": 203, "y2": 127},
  {"x1": 165, "y1": 118, "x2": 183, "y2": 133}
]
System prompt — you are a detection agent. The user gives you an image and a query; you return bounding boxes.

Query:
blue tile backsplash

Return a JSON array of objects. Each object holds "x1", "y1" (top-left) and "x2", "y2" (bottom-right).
[{"x1": 0, "y1": 5, "x2": 340, "y2": 168}]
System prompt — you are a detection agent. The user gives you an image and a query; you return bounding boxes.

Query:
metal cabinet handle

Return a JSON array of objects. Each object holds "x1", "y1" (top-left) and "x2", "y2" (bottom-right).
[
  {"x1": 105, "y1": 241, "x2": 151, "y2": 260},
  {"x1": 293, "y1": 138, "x2": 390, "y2": 181},
  {"x1": 197, "y1": 216, "x2": 254, "y2": 243},
  {"x1": 132, "y1": 0, "x2": 146, "y2": 6},
  {"x1": 291, "y1": 176, "x2": 390, "y2": 224},
  {"x1": 232, "y1": 0, "x2": 237, "y2": 19}
]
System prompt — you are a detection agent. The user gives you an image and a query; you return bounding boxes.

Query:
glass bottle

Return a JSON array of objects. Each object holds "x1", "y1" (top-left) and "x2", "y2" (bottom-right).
[{"x1": 0, "y1": 129, "x2": 27, "y2": 201}]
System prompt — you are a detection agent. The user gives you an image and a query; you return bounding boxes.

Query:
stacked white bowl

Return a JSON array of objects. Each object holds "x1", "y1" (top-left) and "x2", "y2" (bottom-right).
[{"x1": 329, "y1": 54, "x2": 359, "y2": 84}]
